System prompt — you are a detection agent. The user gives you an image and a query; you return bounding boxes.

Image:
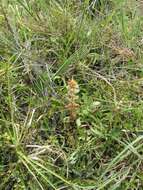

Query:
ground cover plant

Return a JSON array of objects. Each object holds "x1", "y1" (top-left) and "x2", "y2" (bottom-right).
[{"x1": 1, "y1": 0, "x2": 143, "y2": 189}]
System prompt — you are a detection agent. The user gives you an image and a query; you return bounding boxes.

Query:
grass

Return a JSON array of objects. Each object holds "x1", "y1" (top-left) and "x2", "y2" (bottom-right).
[{"x1": 1, "y1": 0, "x2": 143, "y2": 189}]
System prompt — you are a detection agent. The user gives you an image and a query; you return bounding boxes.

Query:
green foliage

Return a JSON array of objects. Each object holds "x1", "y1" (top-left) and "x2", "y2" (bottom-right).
[{"x1": 1, "y1": 0, "x2": 143, "y2": 189}]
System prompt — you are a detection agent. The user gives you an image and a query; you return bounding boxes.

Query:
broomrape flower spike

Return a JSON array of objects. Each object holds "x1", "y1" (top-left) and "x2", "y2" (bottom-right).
[
  {"x1": 67, "y1": 78, "x2": 79, "y2": 94},
  {"x1": 65, "y1": 78, "x2": 80, "y2": 121}
]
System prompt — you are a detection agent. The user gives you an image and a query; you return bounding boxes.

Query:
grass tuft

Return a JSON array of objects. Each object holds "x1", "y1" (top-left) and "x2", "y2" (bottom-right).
[{"x1": 1, "y1": 0, "x2": 143, "y2": 189}]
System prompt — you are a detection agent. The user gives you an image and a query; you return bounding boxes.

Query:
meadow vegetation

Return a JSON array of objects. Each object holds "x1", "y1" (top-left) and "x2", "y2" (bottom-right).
[{"x1": 1, "y1": 0, "x2": 143, "y2": 189}]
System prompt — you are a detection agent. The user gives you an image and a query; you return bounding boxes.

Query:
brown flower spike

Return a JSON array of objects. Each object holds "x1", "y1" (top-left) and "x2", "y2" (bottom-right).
[{"x1": 65, "y1": 79, "x2": 80, "y2": 121}]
